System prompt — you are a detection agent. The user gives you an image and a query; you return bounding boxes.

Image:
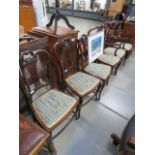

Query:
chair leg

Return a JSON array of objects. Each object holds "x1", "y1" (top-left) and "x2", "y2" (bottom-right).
[
  {"x1": 46, "y1": 134, "x2": 57, "y2": 155},
  {"x1": 114, "y1": 64, "x2": 119, "y2": 75},
  {"x1": 95, "y1": 82, "x2": 104, "y2": 101},
  {"x1": 106, "y1": 76, "x2": 110, "y2": 85},
  {"x1": 75, "y1": 97, "x2": 83, "y2": 120},
  {"x1": 123, "y1": 56, "x2": 126, "y2": 66}
]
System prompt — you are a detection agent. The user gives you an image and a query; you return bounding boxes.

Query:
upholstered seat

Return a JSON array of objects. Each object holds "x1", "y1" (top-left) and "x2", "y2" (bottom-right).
[
  {"x1": 32, "y1": 89, "x2": 77, "y2": 130},
  {"x1": 65, "y1": 72, "x2": 100, "y2": 97},
  {"x1": 115, "y1": 42, "x2": 132, "y2": 51},
  {"x1": 104, "y1": 47, "x2": 126, "y2": 58},
  {"x1": 84, "y1": 63, "x2": 111, "y2": 80},
  {"x1": 98, "y1": 54, "x2": 121, "y2": 66}
]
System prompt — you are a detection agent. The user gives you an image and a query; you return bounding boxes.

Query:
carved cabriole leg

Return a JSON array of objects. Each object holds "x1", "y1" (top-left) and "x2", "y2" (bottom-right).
[
  {"x1": 46, "y1": 14, "x2": 56, "y2": 28},
  {"x1": 46, "y1": 134, "x2": 57, "y2": 155},
  {"x1": 60, "y1": 14, "x2": 75, "y2": 29}
]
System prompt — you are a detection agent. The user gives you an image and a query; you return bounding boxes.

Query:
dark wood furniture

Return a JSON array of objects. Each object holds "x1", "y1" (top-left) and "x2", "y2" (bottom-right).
[
  {"x1": 78, "y1": 34, "x2": 112, "y2": 89},
  {"x1": 104, "y1": 21, "x2": 133, "y2": 59},
  {"x1": 111, "y1": 115, "x2": 135, "y2": 155},
  {"x1": 28, "y1": 26, "x2": 79, "y2": 90},
  {"x1": 54, "y1": 38, "x2": 102, "y2": 119},
  {"x1": 46, "y1": 0, "x2": 75, "y2": 34},
  {"x1": 19, "y1": 114, "x2": 53, "y2": 155},
  {"x1": 122, "y1": 22, "x2": 135, "y2": 48},
  {"x1": 19, "y1": 37, "x2": 79, "y2": 153},
  {"x1": 87, "y1": 26, "x2": 122, "y2": 75}
]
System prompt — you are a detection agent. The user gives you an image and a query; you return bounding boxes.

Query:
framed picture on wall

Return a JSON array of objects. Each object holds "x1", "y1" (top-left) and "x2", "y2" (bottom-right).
[{"x1": 88, "y1": 30, "x2": 104, "y2": 63}]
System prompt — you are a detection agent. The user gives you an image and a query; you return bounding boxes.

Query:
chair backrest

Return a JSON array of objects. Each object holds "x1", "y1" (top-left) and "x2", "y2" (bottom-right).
[
  {"x1": 53, "y1": 38, "x2": 78, "y2": 81},
  {"x1": 78, "y1": 34, "x2": 88, "y2": 70},
  {"x1": 19, "y1": 37, "x2": 52, "y2": 101},
  {"x1": 87, "y1": 25, "x2": 103, "y2": 36}
]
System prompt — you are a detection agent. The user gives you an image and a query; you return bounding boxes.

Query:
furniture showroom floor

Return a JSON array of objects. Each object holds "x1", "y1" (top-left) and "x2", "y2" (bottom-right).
[{"x1": 38, "y1": 15, "x2": 135, "y2": 155}]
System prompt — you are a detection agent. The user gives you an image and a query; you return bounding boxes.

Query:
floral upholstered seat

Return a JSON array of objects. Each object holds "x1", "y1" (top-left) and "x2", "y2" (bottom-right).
[
  {"x1": 84, "y1": 63, "x2": 111, "y2": 80},
  {"x1": 65, "y1": 72, "x2": 100, "y2": 97},
  {"x1": 104, "y1": 47, "x2": 126, "y2": 58},
  {"x1": 98, "y1": 54, "x2": 121, "y2": 66},
  {"x1": 32, "y1": 89, "x2": 78, "y2": 130}
]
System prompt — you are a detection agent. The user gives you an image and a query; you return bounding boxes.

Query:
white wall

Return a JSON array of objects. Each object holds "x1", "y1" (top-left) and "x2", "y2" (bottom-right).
[{"x1": 33, "y1": 0, "x2": 48, "y2": 26}]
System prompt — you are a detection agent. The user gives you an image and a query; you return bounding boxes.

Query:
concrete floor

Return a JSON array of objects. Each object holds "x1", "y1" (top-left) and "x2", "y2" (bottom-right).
[{"x1": 38, "y1": 16, "x2": 135, "y2": 155}]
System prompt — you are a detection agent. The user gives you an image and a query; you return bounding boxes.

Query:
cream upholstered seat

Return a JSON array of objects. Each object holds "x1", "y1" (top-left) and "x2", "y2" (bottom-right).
[
  {"x1": 32, "y1": 89, "x2": 77, "y2": 129},
  {"x1": 84, "y1": 63, "x2": 111, "y2": 80},
  {"x1": 65, "y1": 72, "x2": 100, "y2": 97},
  {"x1": 115, "y1": 42, "x2": 132, "y2": 51},
  {"x1": 98, "y1": 54, "x2": 121, "y2": 66},
  {"x1": 104, "y1": 47, "x2": 126, "y2": 58}
]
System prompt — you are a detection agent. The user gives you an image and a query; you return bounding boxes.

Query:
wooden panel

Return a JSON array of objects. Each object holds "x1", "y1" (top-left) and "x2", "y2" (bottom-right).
[
  {"x1": 19, "y1": 4, "x2": 36, "y2": 32},
  {"x1": 108, "y1": 0, "x2": 126, "y2": 17}
]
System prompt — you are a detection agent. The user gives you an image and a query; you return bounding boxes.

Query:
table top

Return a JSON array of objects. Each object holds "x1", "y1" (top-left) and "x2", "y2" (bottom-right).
[
  {"x1": 19, "y1": 114, "x2": 49, "y2": 155},
  {"x1": 32, "y1": 26, "x2": 79, "y2": 38}
]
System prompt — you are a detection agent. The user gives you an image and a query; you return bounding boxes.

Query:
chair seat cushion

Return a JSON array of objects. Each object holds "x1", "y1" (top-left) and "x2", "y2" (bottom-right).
[
  {"x1": 84, "y1": 63, "x2": 111, "y2": 80},
  {"x1": 65, "y1": 72, "x2": 100, "y2": 96},
  {"x1": 32, "y1": 89, "x2": 77, "y2": 130},
  {"x1": 98, "y1": 54, "x2": 120, "y2": 66},
  {"x1": 115, "y1": 42, "x2": 132, "y2": 51},
  {"x1": 104, "y1": 47, "x2": 126, "y2": 58}
]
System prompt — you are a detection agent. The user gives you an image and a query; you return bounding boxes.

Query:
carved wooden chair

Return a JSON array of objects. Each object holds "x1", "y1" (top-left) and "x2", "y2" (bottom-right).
[
  {"x1": 87, "y1": 26, "x2": 122, "y2": 75},
  {"x1": 19, "y1": 37, "x2": 79, "y2": 154},
  {"x1": 78, "y1": 34, "x2": 112, "y2": 90},
  {"x1": 53, "y1": 38, "x2": 102, "y2": 119},
  {"x1": 105, "y1": 21, "x2": 133, "y2": 59}
]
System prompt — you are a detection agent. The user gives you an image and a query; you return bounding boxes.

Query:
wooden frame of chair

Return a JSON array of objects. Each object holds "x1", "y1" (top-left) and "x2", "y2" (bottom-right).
[
  {"x1": 87, "y1": 25, "x2": 122, "y2": 75},
  {"x1": 19, "y1": 37, "x2": 79, "y2": 154},
  {"x1": 53, "y1": 38, "x2": 102, "y2": 119},
  {"x1": 78, "y1": 34, "x2": 112, "y2": 97},
  {"x1": 105, "y1": 21, "x2": 133, "y2": 61}
]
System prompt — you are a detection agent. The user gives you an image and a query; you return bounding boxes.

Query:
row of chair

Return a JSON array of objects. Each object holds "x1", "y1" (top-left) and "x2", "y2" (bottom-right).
[{"x1": 19, "y1": 21, "x2": 133, "y2": 154}]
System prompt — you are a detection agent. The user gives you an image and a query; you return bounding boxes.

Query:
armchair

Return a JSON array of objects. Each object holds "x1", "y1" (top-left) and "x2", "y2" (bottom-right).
[
  {"x1": 53, "y1": 38, "x2": 102, "y2": 119},
  {"x1": 19, "y1": 37, "x2": 79, "y2": 154},
  {"x1": 105, "y1": 21, "x2": 133, "y2": 59}
]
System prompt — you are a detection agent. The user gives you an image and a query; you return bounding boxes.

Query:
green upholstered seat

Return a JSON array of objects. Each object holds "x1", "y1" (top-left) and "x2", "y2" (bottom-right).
[
  {"x1": 84, "y1": 63, "x2": 111, "y2": 80},
  {"x1": 32, "y1": 89, "x2": 77, "y2": 129},
  {"x1": 98, "y1": 54, "x2": 121, "y2": 66},
  {"x1": 115, "y1": 42, "x2": 132, "y2": 51},
  {"x1": 65, "y1": 72, "x2": 100, "y2": 96},
  {"x1": 104, "y1": 47, "x2": 126, "y2": 58}
]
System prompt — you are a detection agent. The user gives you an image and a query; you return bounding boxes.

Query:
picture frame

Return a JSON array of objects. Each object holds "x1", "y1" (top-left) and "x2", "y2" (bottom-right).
[{"x1": 88, "y1": 30, "x2": 104, "y2": 63}]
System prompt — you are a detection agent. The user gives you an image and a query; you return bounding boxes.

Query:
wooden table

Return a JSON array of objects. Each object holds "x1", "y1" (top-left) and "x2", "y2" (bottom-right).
[
  {"x1": 19, "y1": 114, "x2": 49, "y2": 155},
  {"x1": 28, "y1": 26, "x2": 79, "y2": 89}
]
